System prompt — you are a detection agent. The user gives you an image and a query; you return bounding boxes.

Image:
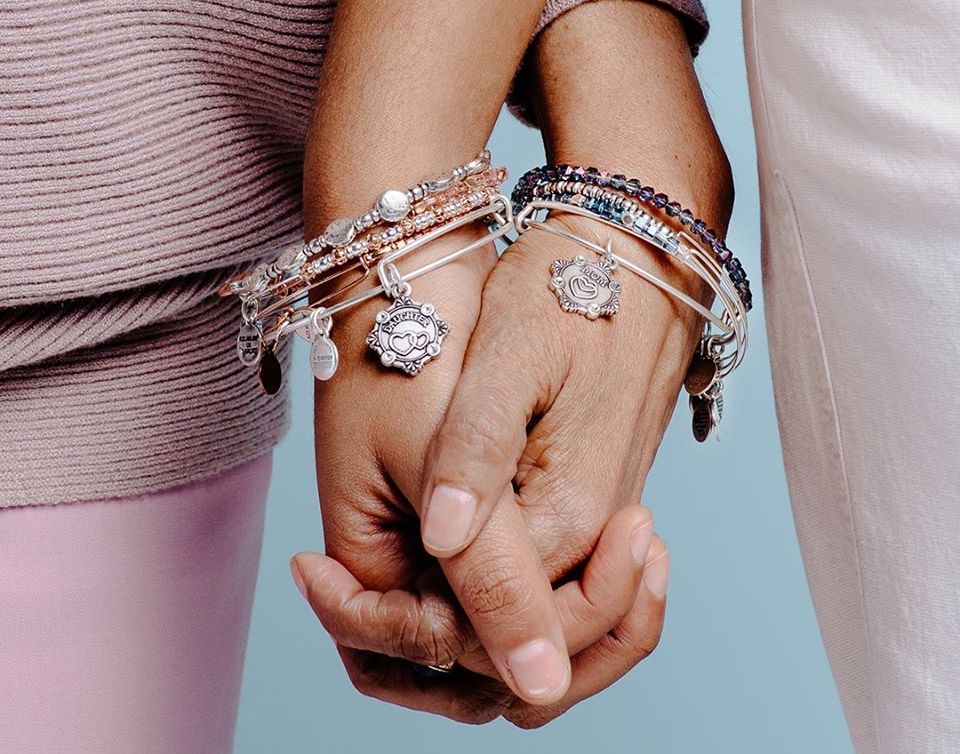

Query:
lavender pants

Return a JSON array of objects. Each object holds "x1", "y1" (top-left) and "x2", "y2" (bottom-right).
[{"x1": 0, "y1": 455, "x2": 272, "y2": 753}]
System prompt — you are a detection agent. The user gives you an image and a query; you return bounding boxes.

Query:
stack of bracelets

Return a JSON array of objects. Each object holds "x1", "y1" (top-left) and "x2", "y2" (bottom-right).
[
  {"x1": 511, "y1": 164, "x2": 751, "y2": 441},
  {"x1": 220, "y1": 154, "x2": 752, "y2": 442},
  {"x1": 218, "y1": 150, "x2": 512, "y2": 391}
]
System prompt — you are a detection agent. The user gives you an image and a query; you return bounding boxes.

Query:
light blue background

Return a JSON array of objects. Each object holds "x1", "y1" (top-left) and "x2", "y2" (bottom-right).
[{"x1": 235, "y1": 4, "x2": 851, "y2": 752}]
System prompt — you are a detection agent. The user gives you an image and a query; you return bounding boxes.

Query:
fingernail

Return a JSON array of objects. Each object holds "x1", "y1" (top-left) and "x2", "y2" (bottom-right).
[
  {"x1": 506, "y1": 639, "x2": 569, "y2": 701},
  {"x1": 422, "y1": 486, "x2": 477, "y2": 555},
  {"x1": 630, "y1": 521, "x2": 654, "y2": 566},
  {"x1": 643, "y1": 550, "x2": 670, "y2": 599},
  {"x1": 290, "y1": 558, "x2": 308, "y2": 600}
]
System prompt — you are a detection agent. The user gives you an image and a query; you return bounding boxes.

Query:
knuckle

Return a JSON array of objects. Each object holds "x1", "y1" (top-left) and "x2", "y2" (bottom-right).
[
  {"x1": 438, "y1": 408, "x2": 516, "y2": 474},
  {"x1": 451, "y1": 685, "x2": 514, "y2": 725},
  {"x1": 344, "y1": 655, "x2": 389, "y2": 699},
  {"x1": 392, "y1": 602, "x2": 469, "y2": 666},
  {"x1": 530, "y1": 500, "x2": 601, "y2": 582},
  {"x1": 608, "y1": 603, "x2": 665, "y2": 660},
  {"x1": 461, "y1": 561, "x2": 532, "y2": 619}
]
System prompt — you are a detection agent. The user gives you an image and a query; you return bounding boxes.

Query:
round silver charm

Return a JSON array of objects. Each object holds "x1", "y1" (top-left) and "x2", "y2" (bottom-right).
[
  {"x1": 366, "y1": 295, "x2": 449, "y2": 375},
  {"x1": 549, "y1": 255, "x2": 621, "y2": 319},
  {"x1": 236, "y1": 323, "x2": 262, "y2": 367},
  {"x1": 310, "y1": 334, "x2": 339, "y2": 381},
  {"x1": 376, "y1": 189, "x2": 412, "y2": 222},
  {"x1": 323, "y1": 217, "x2": 356, "y2": 247}
]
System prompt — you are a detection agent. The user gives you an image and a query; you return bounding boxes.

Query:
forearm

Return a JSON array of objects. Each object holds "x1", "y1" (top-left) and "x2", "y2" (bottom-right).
[
  {"x1": 303, "y1": 0, "x2": 548, "y2": 237},
  {"x1": 526, "y1": 1, "x2": 733, "y2": 233}
]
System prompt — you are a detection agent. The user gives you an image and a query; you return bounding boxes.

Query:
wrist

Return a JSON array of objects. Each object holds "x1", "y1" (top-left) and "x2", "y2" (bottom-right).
[{"x1": 526, "y1": 1, "x2": 733, "y2": 233}]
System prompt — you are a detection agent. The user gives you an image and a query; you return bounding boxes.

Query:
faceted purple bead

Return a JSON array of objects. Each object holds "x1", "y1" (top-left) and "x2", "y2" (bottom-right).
[
  {"x1": 652, "y1": 193, "x2": 669, "y2": 209},
  {"x1": 679, "y1": 209, "x2": 694, "y2": 226},
  {"x1": 665, "y1": 201, "x2": 681, "y2": 217},
  {"x1": 625, "y1": 179, "x2": 641, "y2": 196},
  {"x1": 639, "y1": 186, "x2": 655, "y2": 201}
]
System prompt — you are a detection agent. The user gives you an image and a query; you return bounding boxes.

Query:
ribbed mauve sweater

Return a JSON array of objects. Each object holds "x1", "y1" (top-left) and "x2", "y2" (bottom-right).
[{"x1": 0, "y1": 0, "x2": 706, "y2": 507}]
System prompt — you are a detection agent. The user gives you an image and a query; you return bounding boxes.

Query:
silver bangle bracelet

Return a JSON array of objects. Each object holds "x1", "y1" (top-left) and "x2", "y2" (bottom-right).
[{"x1": 513, "y1": 198, "x2": 749, "y2": 441}]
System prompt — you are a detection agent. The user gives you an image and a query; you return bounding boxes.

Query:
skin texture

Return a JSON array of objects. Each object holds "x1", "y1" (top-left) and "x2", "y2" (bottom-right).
[{"x1": 296, "y1": 0, "x2": 733, "y2": 725}]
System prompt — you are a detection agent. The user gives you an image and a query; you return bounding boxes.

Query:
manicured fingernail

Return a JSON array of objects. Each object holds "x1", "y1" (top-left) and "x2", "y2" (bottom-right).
[
  {"x1": 290, "y1": 558, "x2": 308, "y2": 600},
  {"x1": 422, "y1": 486, "x2": 477, "y2": 555},
  {"x1": 506, "y1": 639, "x2": 569, "y2": 701},
  {"x1": 643, "y1": 550, "x2": 670, "y2": 599},
  {"x1": 630, "y1": 521, "x2": 654, "y2": 566}
]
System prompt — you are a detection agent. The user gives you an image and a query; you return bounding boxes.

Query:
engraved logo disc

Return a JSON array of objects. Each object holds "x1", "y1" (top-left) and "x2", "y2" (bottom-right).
[
  {"x1": 323, "y1": 217, "x2": 356, "y2": 247},
  {"x1": 309, "y1": 335, "x2": 339, "y2": 382},
  {"x1": 366, "y1": 295, "x2": 449, "y2": 375},
  {"x1": 236, "y1": 323, "x2": 262, "y2": 367},
  {"x1": 549, "y1": 255, "x2": 621, "y2": 319}
]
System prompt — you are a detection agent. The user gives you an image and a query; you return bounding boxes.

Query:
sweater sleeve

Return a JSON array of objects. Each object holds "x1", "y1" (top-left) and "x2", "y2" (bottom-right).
[{"x1": 508, "y1": 0, "x2": 709, "y2": 127}]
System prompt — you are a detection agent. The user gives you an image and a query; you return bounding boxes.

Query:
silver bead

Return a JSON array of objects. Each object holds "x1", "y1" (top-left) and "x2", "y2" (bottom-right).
[
  {"x1": 323, "y1": 217, "x2": 356, "y2": 247},
  {"x1": 376, "y1": 189, "x2": 412, "y2": 222}
]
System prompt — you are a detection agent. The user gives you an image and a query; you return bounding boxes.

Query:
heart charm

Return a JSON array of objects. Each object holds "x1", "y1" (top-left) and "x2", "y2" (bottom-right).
[
  {"x1": 569, "y1": 274, "x2": 599, "y2": 301},
  {"x1": 550, "y1": 255, "x2": 621, "y2": 320},
  {"x1": 389, "y1": 332, "x2": 417, "y2": 356},
  {"x1": 367, "y1": 295, "x2": 450, "y2": 375}
]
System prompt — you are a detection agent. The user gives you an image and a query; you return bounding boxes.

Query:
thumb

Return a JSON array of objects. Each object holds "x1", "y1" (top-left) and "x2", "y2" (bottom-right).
[{"x1": 419, "y1": 329, "x2": 560, "y2": 558}]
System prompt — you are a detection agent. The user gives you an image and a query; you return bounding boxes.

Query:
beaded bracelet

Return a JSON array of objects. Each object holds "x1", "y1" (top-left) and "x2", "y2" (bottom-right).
[
  {"x1": 248, "y1": 180, "x2": 505, "y2": 323},
  {"x1": 512, "y1": 165, "x2": 752, "y2": 311},
  {"x1": 299, "y1": 149, "x2": 491, "y2": 262},
  {"x1": 224, "y1": 167, "x2": 506, "y2": 308},
  {"x1": 513, "y1": 165, "x2": 751, "y2": 442}
]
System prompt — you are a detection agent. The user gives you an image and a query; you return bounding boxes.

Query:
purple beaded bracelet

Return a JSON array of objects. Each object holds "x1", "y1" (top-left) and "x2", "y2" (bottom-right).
[{"x1": 512, "y1": 165, "x2": 752, "y2": 311}]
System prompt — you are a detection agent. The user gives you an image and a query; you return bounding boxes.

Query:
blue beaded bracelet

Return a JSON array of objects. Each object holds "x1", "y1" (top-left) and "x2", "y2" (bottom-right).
[{"x1": 512, "y1": 165, "x2": 752, "y2": 311}]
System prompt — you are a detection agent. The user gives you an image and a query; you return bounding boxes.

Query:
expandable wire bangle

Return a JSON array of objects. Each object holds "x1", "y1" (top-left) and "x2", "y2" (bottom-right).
[{"x1": 255, "y1": 184, "x2": 504, "y2": 321}]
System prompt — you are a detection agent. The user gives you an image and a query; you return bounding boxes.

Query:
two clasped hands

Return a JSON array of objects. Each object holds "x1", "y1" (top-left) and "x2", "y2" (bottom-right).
[{"x1": 289, "y1": 0, "x2": 732, "y2": 727}]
